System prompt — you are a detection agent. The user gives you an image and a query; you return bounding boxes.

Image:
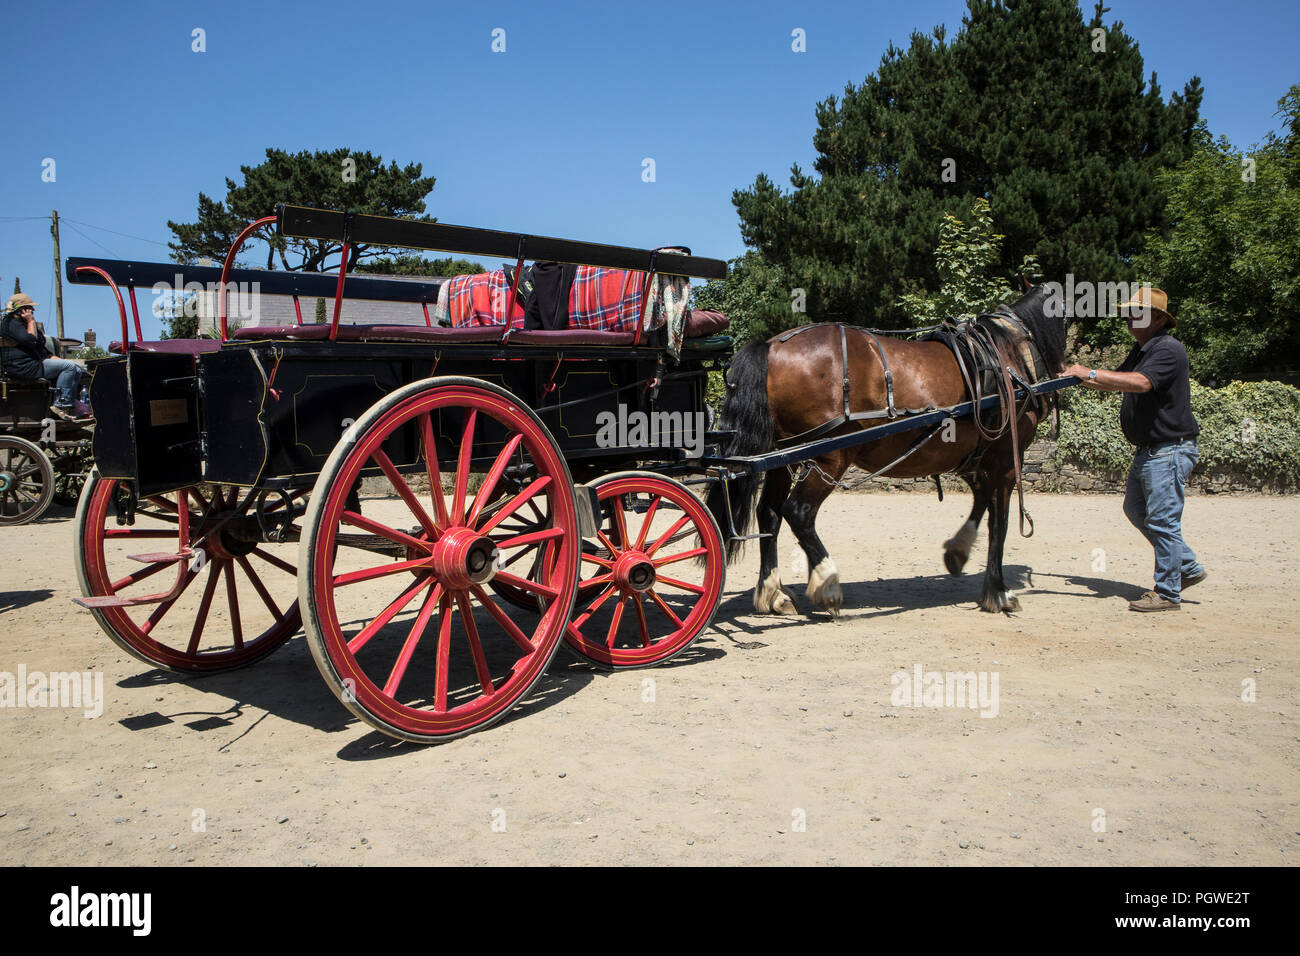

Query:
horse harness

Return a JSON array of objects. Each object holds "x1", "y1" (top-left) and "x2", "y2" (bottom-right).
[{"x1": 773, "y1": 309, "x2": 1048, "y2": 536}]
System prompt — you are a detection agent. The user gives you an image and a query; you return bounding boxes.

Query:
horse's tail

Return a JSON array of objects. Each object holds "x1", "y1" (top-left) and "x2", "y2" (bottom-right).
[{"x1": 705, "y1": 339, "x2": 774, "y2": 564}]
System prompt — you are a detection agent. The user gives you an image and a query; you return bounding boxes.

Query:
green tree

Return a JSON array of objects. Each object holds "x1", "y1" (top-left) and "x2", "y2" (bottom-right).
[
  {"x1": 155, "y1": 289, "x2": 198, "y2": 340},
  {"x1": 690, "y1": 252, "x2": 795, "y2": 346},
  {"x1": 733, "y1": 0, "x2": 1201, "y2": 329},
  {"x1": 167, "y1": 148, "x2": 436, "y2": 272},
  {"x1": 1135, "y1": 87, "x2": 1300, "y2": 382},
  {"x1": 355, "y1": 254, "x2": 485, "y2": 277},
  {"x1": 898, "y1": 197, "x2": 1039, "y2": 321}
]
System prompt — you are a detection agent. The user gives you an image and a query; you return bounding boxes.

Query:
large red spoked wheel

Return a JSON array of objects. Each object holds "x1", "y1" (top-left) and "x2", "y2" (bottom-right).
[
  {"x1": 0, "y1": 436, "x2": 54, "y2": 525},
  {"x1": 73, "y1": 470, "x2": 303, "y2": 672},
  {"x1": 564, "y1": 471, "x2": 724, "y2": 669},
  {"x1": 299, "y1": 377, "x2": 580, "y2": 744}
]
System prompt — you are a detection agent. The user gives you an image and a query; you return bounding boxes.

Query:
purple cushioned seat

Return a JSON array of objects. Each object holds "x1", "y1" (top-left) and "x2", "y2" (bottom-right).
[
  {"x1": 110, "y1": 340, "x2": 225, "y2": 356},
  {"x1": 231, "y1": 325, "x2": 507, "y2": 344},
  {"x1": 507, "y1": 329, "x2": 635, "y2": 346}
]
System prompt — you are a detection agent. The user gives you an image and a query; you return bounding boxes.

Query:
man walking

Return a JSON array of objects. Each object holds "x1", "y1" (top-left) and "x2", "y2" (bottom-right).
[{"x1": 1064, "y1": 288, "x2": 1205, "y2": 611}]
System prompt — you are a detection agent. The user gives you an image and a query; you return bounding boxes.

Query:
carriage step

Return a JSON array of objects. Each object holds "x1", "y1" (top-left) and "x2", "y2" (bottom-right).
[
  {"x1": 74, "y1": 594, "x2": 166, "y2": 610},
  {"x1": 127, "y1": 550, "x2": 195, "y2": 565}
]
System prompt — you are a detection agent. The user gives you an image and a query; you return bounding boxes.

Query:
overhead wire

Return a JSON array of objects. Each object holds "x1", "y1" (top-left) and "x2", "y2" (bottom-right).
[
  {"x1": 61, "y1": 221, "x2": 119, "y2": 258},
  {"x1": 63, "y1": 218, "x2": 172, "y2": 248}
]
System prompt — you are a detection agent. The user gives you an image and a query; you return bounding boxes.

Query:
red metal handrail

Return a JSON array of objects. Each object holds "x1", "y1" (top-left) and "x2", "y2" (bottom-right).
[
  {"x1": 328, "y1": 243, "x2": 350, "y2": 341},
  {"x1": 126, "y1": 285, "x2": 144, "y2": 343},
  {"x1": 219, "y1": 215, "x2": 277, "y2": 341},
  {"x1": 73, "y1": 265, "x2": 130, "y2": 349}
]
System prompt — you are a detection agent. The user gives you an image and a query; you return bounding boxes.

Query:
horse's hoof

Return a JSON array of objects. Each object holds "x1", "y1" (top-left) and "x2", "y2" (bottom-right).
[
  {"x1": 943, "y1": 550, "x2": 968, "y2": 576},
  {"x1": 978, "y1": 595, "x2": 1000, "y2": 613},
  {"x1": 806, "y1": 559, "x2": 843, "y2": 616},
  {"x1": 754, "y1": 574, "x2": 798, "y2": 615},
  {"x1": 1001, "y1": 593, "x2": 1021, "y2": 613}
]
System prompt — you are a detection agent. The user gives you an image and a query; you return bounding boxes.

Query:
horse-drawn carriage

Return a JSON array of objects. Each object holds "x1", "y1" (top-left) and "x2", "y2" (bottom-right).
[
  {"x1": 68, "y1": 204, "x2": 1074, "y2": 744},
  {"x1": 0, "y1": 340, "x2": 93, "y2": 525}
]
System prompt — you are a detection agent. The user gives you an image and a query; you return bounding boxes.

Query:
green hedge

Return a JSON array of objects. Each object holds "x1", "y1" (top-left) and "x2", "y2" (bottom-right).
[{"x1": 1056, "y1": 380, "x2": 1300, "y2": 489}]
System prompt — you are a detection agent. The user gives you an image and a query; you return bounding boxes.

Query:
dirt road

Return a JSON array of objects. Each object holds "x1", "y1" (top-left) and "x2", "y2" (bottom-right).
[{"x1": 2, "y1": 491, "x2": 1296, "y2": 866}]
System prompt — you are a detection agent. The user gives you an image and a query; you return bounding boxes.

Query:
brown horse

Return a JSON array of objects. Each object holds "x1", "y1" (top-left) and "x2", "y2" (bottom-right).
[{"x1": 706, "y1": 285, "x2": 1067, "y2": 616}]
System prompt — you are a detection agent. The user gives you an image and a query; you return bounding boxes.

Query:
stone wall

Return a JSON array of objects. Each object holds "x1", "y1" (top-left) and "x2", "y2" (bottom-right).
[{"x1": 841, "y1": 438, "x2": 1287, "y2": 495}]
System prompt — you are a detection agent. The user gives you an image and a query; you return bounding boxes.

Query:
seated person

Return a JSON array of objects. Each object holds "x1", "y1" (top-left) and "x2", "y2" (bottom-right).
[{"x1": 1, "y1": 294, "x2": 88, "y2": 419}]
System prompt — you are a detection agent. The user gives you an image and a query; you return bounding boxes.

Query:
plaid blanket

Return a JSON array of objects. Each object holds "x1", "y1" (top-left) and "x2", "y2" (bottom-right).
[
  {"x1": 447, "y1": 263, "x2": 691, "y2": 354},
  {"x1": 446, "y1": 270, "x2": 522, "y2": 327}
]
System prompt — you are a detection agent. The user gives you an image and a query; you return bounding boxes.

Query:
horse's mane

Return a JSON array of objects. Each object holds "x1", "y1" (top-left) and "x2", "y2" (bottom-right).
[{"x1": 981, "y1": 284, "x2": 1067, "y2": 375}]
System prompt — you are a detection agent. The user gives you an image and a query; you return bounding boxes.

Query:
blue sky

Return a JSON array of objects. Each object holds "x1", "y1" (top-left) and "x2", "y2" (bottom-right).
[{"x1": 1, "y1": 0, "x2": 1296, "y2": 341}]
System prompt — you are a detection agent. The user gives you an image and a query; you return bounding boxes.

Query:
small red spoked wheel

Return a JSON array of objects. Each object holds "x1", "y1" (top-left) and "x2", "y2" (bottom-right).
[
  {"x1": 73, "y1": 469, "x2": 304, "y2": 673},
  {"x1": 564, "y1": 471, "x2": 724, "y2": 669},
  {"x1": 299, "y1": 377, "x2": 580, "y2": 744}
]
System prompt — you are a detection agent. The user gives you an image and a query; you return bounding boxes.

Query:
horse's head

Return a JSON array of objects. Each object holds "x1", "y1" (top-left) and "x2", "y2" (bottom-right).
[{"x1": 1003, "y1": 283, "x2": 1069, "y2": 373}]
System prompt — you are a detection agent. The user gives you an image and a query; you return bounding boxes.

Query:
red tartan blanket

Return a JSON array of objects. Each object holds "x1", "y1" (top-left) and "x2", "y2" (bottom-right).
[
  {"x1": 446, "y1": 264, "x2": 691, "y2": 351},
  {"x1": 447, "y1": 267, "x2": 648, "y2": 331},
  {"x1": 567, "y1": 267, "x2": 644, "y2": 331},
  {"x1": 446, "y1": 271, "x2": 521, "y2": 328}
]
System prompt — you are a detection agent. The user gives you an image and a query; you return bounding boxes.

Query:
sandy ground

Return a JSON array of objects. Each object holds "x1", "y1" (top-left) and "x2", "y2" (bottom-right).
[{"x1": 1, "y1": 490, "x2": 1296, "y2": 867}]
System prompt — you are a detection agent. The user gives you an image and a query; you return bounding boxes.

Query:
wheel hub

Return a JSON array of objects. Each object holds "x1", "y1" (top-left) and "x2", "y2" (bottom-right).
[
  {"x1": 198, "y1": 516, "x2": 261, "y2": 559},
  {"x1": 613, "y1": 551, "x2": 656, "y2": 592},
  {"x1": 0, "y1": 471, "x2": 13, "y2": 493},
  {"x1": 427, "y1": 527, "x2": 499, "y2": 589}
]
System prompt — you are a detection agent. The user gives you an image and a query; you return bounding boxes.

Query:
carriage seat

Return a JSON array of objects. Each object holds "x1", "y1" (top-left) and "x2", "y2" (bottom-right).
[
  {"x1": 231, "y1": 324, "x2": 507, "y2": 344},
  {"x1": 224, "y1": 306, "x2": 728, "y2": 348},
  {"x1": 110, "y1": 339, "x2": 225, "y2": 356},
  {"x1": 229, "y1": 324, "x2": 636, "y2": 346}
]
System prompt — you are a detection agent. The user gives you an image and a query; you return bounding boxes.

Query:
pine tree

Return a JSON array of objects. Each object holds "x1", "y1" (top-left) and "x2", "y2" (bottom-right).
[{"x1": 733, "y1": 0, "x2": 1202, "y2": 334}]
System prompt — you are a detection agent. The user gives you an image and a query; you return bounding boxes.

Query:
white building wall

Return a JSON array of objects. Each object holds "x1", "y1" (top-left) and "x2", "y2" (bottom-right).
[{"x1": 192, "y1": 274, "x2": 445, "y2": 334}]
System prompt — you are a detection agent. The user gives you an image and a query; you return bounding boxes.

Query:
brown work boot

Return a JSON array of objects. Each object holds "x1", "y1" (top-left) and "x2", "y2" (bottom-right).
[
  {"x1": 1129, "y1": 591, "x2": 1179, "y2": 612},
  {"x1": 1181, "y1": 569, "x2": 1208, "y2": 589},
  {"x1": 49, "y1": 404, "x2": 77, "y2": 422}
]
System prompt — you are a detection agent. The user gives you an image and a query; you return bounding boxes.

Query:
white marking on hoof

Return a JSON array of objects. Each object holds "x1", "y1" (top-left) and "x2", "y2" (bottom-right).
[
  {"x1": 755, "y1": 569, "x2": 797, "y2": 615},
  {"x1": 806, "y1": 557, "x2": 842, "y2": 618},
  {"x1": 1000, "y1": 590, "x2": 1021, "y2": 613}
]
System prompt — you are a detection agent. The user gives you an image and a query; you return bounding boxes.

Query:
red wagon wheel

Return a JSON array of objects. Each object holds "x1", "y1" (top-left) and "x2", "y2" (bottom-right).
[
  {"x1": 299, "y1": 377, "x2": 580, "y2": 744},
  {"x1": 73, "y1": 469, "x2": 304, "y2": 672},
  {"x1": 564, "y1": 471, "x2": 724, "y2": 669}
]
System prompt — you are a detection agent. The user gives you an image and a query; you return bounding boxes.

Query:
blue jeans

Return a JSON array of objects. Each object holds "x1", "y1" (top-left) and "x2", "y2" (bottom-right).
[
  {"x1": 42, "y1": 357, "x2": 81, "y2": 406},
  {"x1": 1123, "y1": 439, "x2": 1202, "y2": 602}
]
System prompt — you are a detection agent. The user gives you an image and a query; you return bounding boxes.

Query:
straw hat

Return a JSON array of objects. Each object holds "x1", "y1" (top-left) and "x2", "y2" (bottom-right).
[
  {"x1": 1116, "y1": 287, "x2": 1175, "y2": 329},
  {"x1": 5, "y1": 293, "x2": 38, "y2": 314}
]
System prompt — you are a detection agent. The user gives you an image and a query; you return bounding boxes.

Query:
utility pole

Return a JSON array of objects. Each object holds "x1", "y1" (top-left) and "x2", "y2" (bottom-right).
[{"x1": 51, "y1": 210, "x2": 66, "y2": 339}]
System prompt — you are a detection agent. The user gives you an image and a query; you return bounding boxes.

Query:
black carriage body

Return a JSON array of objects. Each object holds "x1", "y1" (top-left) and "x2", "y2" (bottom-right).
[
  {"x1": 73, "y1": 209, "x2": 728, "y2": 496},
  {"x1": 87, "y1": 351, "x2": 203, "y2": 494},
  {"x1": 92, "y1": 340, "x2": 714, "y2": 493}
]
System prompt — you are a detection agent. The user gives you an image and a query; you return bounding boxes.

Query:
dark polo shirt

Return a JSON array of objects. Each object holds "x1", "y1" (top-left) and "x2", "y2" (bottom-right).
[{"x1": 1117, "y1": 329, "x2": 1199, "y2": 447}]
